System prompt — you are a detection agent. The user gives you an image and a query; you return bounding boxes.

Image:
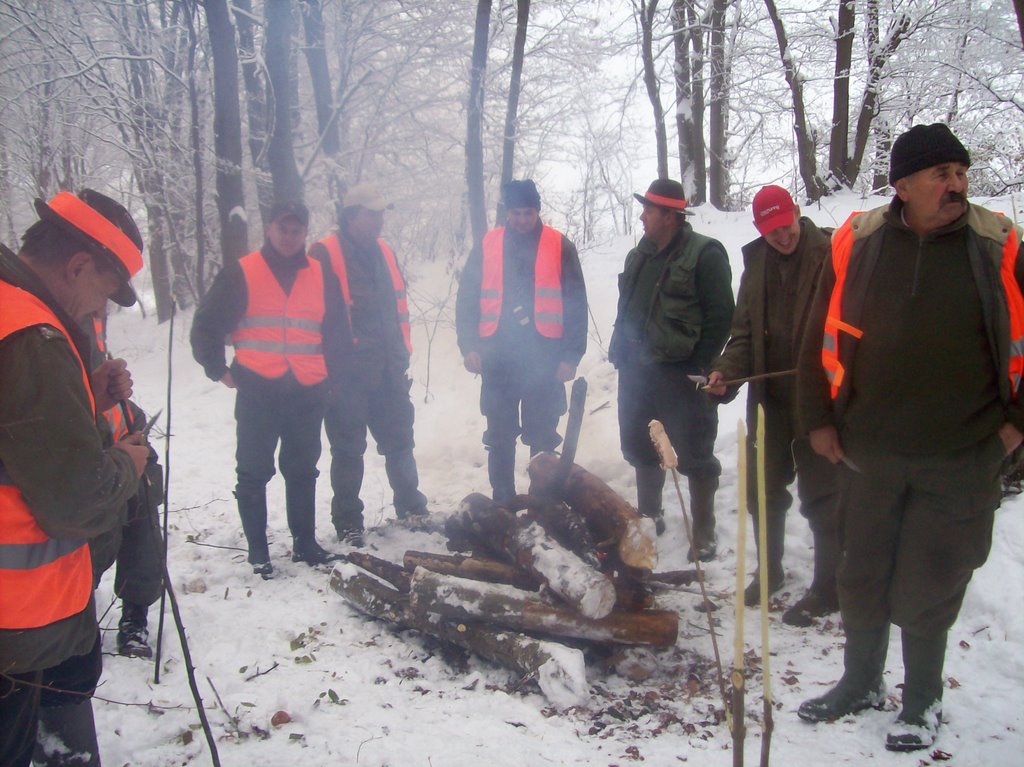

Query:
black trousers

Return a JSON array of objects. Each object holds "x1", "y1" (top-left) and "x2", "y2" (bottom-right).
[
  {"x1": 235, "y1": 379, "x2": 326, "y2": 560},
  {"x1": 0, "y1": 632, "x2": 102, "y2": 767},
  {"x1": 114, "y1": 453, "x2": 165, "y2": 606},
  {"x1": 617, "y1": 361, "x2": 720, "y2": 478}
]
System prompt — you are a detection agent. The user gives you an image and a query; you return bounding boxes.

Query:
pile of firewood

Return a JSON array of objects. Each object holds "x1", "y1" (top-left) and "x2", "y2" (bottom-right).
[{"x1": 330, "y1": 452, "x2": 684, "y2": 707}]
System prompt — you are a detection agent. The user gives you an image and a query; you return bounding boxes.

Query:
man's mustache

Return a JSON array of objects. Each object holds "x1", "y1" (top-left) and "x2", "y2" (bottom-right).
[{"x1": 943, "y1": 191, "x2": 968, "y2": 206}]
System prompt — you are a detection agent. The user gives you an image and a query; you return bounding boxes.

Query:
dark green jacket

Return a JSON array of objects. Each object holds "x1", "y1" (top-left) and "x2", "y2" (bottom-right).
[
  {"x1": 798, "y1": 201, "x2": 1024, "y2": 447},
  {"x1": 0, "y1": 248, "x2": 138, "y2": 673},
  {"x1": 712, "y1": 218, "x2": 831, "y2": 425},
  {"x1": 609, "y1": 222, "x2": 734, "y2": 371}
]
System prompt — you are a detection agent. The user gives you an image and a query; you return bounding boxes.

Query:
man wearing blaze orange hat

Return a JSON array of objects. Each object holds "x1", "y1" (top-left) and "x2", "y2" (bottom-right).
[{"x1": 0, "y1": 189, "x2": 150, "y2": 766}]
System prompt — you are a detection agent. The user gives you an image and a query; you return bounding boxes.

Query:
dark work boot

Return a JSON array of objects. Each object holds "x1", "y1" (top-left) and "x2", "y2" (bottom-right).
[
  {"x1": 285, "y1": 477, "x2": 318, "y2": 544},
  {"x1": 117, "y1": 600, "x2": 152, "y2": 658},
  {"x1": 292, "y1": 536, "x2": 344, "y2": 566},
  {"x1": 687, "y1": 476, "x2": 718, "y2": 562},
  {"x1": 799, "y1": 625, "x2": 890, "y2": 722},
  {"x1": 331, "y1": 454, "x2": 365, "y2": 539},
  {"x1": 783, "y1": 521, "x2": 840, "y2": 626},
  {"x1": 745, "y1": 508, "x2": 786, "y2": 606},
  {"x1": 235, "y1": 487, "x2": 270, "y2": 566},
  {"x1": 487, "y1": 443, "x2": 517, "y2": 504},
  {"x1": 885, "y1": 631, "x2": 947, "y2": 752},
  {"x1": 34, "y1": 700, "x2": 100, "y2": 766},
  {"x1": 635, "y1": 464, "x2": 667, "y2": 535},
  {"x1": 385, "y1": 449, "x2": 429, "y2": 519}
]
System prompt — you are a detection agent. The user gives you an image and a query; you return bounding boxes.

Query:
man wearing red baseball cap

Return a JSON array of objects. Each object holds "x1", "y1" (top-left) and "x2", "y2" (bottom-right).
[{"x1": 706, "y1": 185, "x2": 839, "y2": 627}]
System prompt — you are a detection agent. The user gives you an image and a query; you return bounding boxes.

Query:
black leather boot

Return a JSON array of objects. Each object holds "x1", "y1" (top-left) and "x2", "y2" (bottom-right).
[
  {"x1": 885, "y1": 631, "x2": 946, "y2": 751},
  {"x1": 117, "y1": 600, "x2": 152, "y2": 658},
  {"x1": 799, "y1": 625, "x2": 890, "y2": 722},
  {"x1": 783, "y1": 520, "x2": 839, "y2": 626},
  {"x1": 635, "y1": 464, "x2": 667, "y2": 535}
]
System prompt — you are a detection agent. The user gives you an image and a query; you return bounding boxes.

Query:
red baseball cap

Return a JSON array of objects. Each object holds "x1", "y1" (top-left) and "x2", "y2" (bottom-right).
[{"x1": 751, "y1": 185, "x2": 796, "y2": 236}]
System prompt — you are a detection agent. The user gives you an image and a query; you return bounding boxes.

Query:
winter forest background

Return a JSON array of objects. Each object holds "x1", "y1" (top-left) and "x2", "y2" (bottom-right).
[{"x1": 1, "y1": 0, "x2": 1022, "y2": 315}]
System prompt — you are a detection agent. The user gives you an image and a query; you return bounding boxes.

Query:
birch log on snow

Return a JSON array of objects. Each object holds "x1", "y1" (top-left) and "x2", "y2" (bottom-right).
[
  {"x1": 528, "y1": 453, "x2": 657, "y2": 571},
  {"x1": 403, "y1": 550, "x2": 541, "y2": 591},
  {"x1": 408, "y1": 568, "x2": 678, "y2": 648}
]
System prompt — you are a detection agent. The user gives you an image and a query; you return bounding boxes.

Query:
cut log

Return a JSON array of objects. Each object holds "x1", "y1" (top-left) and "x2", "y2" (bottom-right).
[
  {"x1": 330, "y1": 564, "x2": 587, "y2": 707},
  {"x1": 409, "y1": 568, "x2": 678, "y2": 648},
  {"x1": 514, "y1": 520, "x2": 616, "y2": 619},
  {"x1": 528, "y1": 452, "x2": 657, "y2": 571},
  {"x1": 343, "y1": 551, "x2": 412, "y2": 592},
  {"x1": 403, "y1": 550, "x2": 540, "y2": 591},
  {"x1": 444, "y1": 493, "x2": 517, "y2": 560}
]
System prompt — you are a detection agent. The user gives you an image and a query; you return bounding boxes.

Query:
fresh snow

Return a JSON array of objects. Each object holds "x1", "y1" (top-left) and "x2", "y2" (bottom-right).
[{"x1": 91, "y1": 191, "x2": 1024, "y2": 766}]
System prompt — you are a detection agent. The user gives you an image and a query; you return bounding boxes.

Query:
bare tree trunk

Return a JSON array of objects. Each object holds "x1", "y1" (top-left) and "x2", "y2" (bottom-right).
[
  {"x1": 1015, "y1": 0, "x2": 1024, "y2": 48},
  {"x1": 637, "y1": 0, "x2": 669, "y2": 179},
  {"x1": 184, "y1": 3, "x2": 206, "y2": 310},
  {"x1": 299, "y1": 0, "x2": 344, "y2": 221},
  {"x1": 233, "y1": 0, "x2": 273, "y2": 219},
  {"x1": 707, "y1": 0, "x2": 729, "y2": 208},
  {"x1": 828, "y1": 0, "x2": 855, "y2": 187},
  {"x1": 685, "y1": 1, "x2": 707, "y2": 204},
  {"x1": 763, "y1": 0, "x2": 826, "y2": 201},
  {"x1": 496, "y1": 0, "x2": 531, "y2": 224},
  {"x1": 264, "y1": 0, "x2": 302, "y2": 205},
  {"x1": 846, "y1": 4, "x2": 911, "y2": 186},
  {"x1": 672, "y1": 0, "x2": 697, "y2": 196},
  {"x1": 467, "y1": 0, "x2": 492, "y2": 248},
  {"x1": 203, "y1": 0, "x2": 248, "y2": 278}
]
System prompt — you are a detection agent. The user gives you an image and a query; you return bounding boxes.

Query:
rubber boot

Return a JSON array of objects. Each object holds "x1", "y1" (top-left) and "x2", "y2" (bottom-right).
[
  {"x1": 687, "y1": 476, "x2": 718, "y2": 562},
  {"x1": 385, "y1": 449, "x2": 429, "y2": 519},
  {"x1": 798, "y1": 625, "x2": 890, "y2": 722},
  {"x1": 635, "y1": 464, "x2": 667, "y2": 535},
  {"x1": 487, "y1": 442, "x2": 517, "y2": 504},
  {"x1": 330, "y1": 454, "x2": 365, "y2": 538},
  {"x1": 234, "y1": 487, "x2": 269, "y2": 565},
  {"x1": 34, "y1": 700, "x2": 100, "y2": 766},
  {"x1": 783, "y1": 519, "x2": 840, "y2": 626},
  {"x1": 885, "y1": 631, "x2": 946, "y2": 751},
  {"x1": 116, "y1": 601, "x2": 152, "y2": 659},
  {"x1": 745, "y1": 508, "x2": 786, "y2": 606}
]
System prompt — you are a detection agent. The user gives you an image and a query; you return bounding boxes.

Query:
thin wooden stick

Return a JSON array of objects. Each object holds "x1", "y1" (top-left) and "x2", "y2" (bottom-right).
[
  {"x1": 756, "y1": 405, "x2": 773, "y2": 767},
  {"x1": 732, "y1": 420, "x2": 747, "y2": 767}
]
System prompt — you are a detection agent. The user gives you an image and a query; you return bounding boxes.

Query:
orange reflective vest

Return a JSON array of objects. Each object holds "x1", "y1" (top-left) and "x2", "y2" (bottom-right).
[
  {"x1": 318, "y1": 234, "x2": 413, "y2": 354},
  {"x1": 0, "y1": 280, "x2": 95, "y2": 630},
  {"x1": 230, "y1": 251, "x2": 328, "y2": 385},
  {"x1": 92, "y1": 315, "x2": 129, "y2": 440},
  {"x1": 822, "y1": 211, "x2": 1024, "y2": 399},
  {"x1": 479, "y1": 225, "x2": 564, "y2": 338}
]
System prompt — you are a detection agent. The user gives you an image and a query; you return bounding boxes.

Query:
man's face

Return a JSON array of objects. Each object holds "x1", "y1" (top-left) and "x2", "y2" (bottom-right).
[
  {"x1": 640, "y1": 203, "x2": 677, "y2": 244},
  {"x1": 506, "y1": 207, "x2": 540, "y2": 235},
  {"x1": 763, "y1": 209, "x2": 802, "y2": 255},
  {"x1": 265, "y1": 216, "x2": 308, "y2": 257},
  {"x1": 346, "y1": 207, "x2": 385, "y2": 246},
  {"x1": 62, "y1": 252, "x2": 125, "y2": 322},
  {"x1": 895, "y1": 162, "x2": 969, "y2": 233}
]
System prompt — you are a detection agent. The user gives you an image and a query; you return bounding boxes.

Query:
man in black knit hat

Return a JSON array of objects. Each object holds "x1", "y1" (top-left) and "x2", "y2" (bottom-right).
[
  {"x1": 456, "y1": 180, "x2": 588, "y2": 502},
  {"x1": 796, "y1": 123, "x2": 1024, "y2": 751}
]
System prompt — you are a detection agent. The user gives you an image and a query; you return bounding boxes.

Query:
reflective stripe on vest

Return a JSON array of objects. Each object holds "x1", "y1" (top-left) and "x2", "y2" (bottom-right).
[
  {"x1": 230, "y1": 251, "x2": 328, "y2": 385},
  {"x1": 318, "y1": 234, "x2": 413, "y2": 354},
  {"x1": 0, "y1": 280, "x2": 94, "y2": 630},
  {"x1": 823, "y1": 213, "x2": 1024, "y2": 399},
  {"x1": 479, "y1": 225, "x2": 564, "y2": 338}
]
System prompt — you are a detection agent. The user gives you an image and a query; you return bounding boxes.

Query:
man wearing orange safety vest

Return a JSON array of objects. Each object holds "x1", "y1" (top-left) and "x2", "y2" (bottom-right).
[
  {"x1": 0, "y1": 190, "x2": 149, "y2": 767},
  {"x1": 455, "y1": 180, "x2": 588, "y2": 502},
  {"x1": 191, "y1": 201, "x2": 351, "y2": 578},
  {"x1": 308, "y1": 185, "x2": 428, "y2": 546},
  {"x1": 796, "y1": 124, "x2": 1024, "y2": 752}
]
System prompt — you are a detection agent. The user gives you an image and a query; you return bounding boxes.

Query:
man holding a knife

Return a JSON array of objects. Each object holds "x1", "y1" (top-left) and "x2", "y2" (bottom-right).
[{"x1": 706, "y1": 185, "x2": 839, "y2": 627}]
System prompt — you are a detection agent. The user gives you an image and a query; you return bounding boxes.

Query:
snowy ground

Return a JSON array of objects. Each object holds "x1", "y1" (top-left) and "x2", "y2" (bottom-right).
[{"x1": 91, "y1": 192, "x2": 1024, "y2": 766}]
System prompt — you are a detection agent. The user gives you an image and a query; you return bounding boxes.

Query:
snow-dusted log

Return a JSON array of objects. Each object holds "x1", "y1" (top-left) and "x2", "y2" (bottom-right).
[
  {"x1": 528, "y1": 453, "x2": 657, "y2": 571},
  {"x1": 403, "y1": 550, "x2": 540, "y2": 591},
  {"x1": 329, "y1": 564, "x2": 588, "y2": 707},
  {"x1": 408, "y1": 568, "x2": 678, "y2": 648},
  {"x1": 344, "y1": 551, "x2": 412, "y2": 592},
  {"x1": 514, "y1": 520, "x2": 617, "y2": 619}
]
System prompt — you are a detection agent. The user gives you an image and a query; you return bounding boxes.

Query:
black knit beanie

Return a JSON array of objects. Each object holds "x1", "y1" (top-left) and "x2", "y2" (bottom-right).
[
  {"x1": 888, "y1": 123, "x2": 970, "y2": 185},
  {"x1": 503, "y1": 179, "x2": 541, "y2": 210}
]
